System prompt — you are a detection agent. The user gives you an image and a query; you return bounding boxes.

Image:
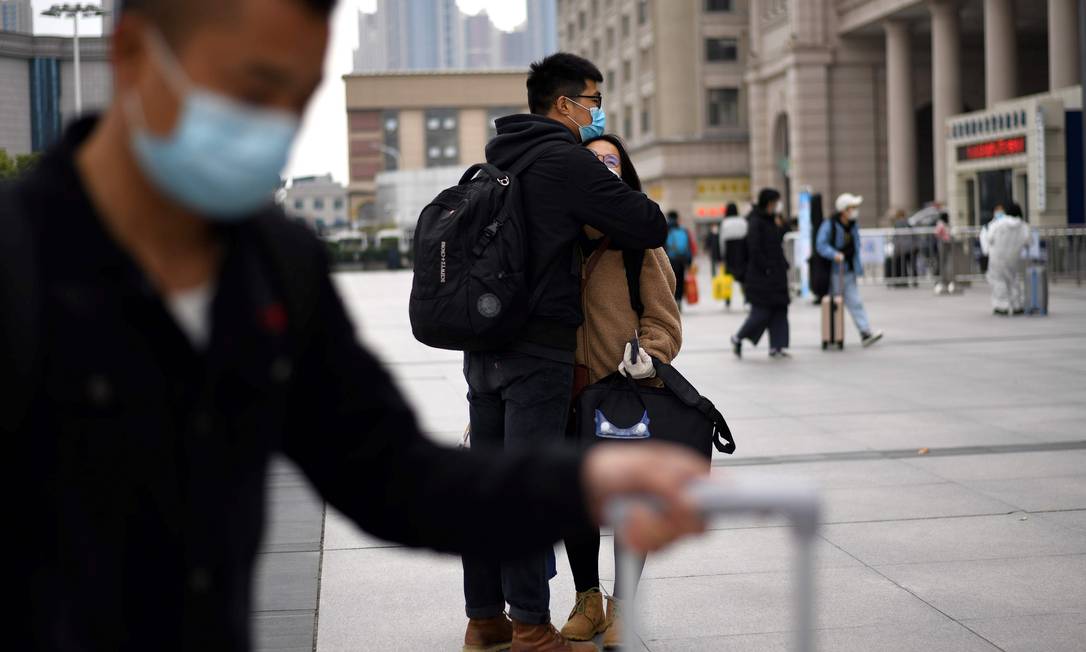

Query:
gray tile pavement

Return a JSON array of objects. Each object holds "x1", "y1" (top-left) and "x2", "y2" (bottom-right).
[{"x1": 252, "y1": 270, "x2": 1086, "y2": 651}]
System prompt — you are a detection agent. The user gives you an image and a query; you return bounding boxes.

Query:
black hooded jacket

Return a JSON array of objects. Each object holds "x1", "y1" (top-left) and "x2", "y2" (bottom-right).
[{"x1": 485, "y1": 115, "x2": 667, "y2": 354}]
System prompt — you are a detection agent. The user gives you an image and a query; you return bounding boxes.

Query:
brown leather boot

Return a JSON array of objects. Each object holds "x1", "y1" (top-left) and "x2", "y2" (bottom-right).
[
  {"x1": 601, "y1": 597, "x2": 621, "y2": 650},
  {"x1": 463, "y1": 614, "x2": 514, "y2": 652},
  {"x1": 560, "y1": 588, "x2": 607, "y2": 641},
  {"x1": 511, "y1": 620, "x2": 598, "y2": 652}
]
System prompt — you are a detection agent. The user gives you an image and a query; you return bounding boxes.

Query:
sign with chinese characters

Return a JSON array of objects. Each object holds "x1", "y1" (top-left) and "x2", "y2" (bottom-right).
[{"x1": 956, "y1": 136, "x2": 1026, "y2": 162}]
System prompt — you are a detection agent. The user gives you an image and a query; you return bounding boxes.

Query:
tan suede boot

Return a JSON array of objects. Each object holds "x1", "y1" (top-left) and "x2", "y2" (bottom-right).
[
  {"x1": 511, "y1": 620, "x2": 598, "y2": 652},
  {"x1": 601, "y1": 597, "x2": 622, "y2": 650},
  {"x1": 463, "y1": 614, "x2": 514, "y2": 652},
  {"x1": 559, "y1": 588, "x2": 607, "y2": 641}
]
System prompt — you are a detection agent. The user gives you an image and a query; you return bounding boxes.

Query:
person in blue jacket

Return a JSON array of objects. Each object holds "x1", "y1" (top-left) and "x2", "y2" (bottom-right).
[{"x1": 817, "y1": 194, "x2": 885, "y2": 347}]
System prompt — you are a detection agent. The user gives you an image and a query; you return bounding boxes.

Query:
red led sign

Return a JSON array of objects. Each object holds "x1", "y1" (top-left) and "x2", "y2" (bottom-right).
[{"x1": 958, "y1": 136, "x2": 1026, "y2": 161}]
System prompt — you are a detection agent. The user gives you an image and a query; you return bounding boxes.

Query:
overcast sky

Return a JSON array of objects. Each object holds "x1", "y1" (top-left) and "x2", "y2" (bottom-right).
[{"x1": 31, "y1": 0, "x2": 529, "y2": 185}]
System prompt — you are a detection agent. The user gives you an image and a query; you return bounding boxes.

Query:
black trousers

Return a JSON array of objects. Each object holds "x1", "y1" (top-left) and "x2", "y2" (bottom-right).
[
  {"x1": 462, "y1": 350, "x2": 573, "y2": 625},
  {"x1": 735, "y1": 304, "x2": 790, "y2": 350},
  {"x1": 671, "y1": 259, "x2": 687, "y2": 305},
  {"x1": 565, "y1": 527, "x2": 646, "y2": 599}
]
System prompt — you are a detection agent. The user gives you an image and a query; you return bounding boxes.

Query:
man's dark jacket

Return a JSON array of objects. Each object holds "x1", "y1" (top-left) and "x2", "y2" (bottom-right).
[
  {"x1": 1, "y1": 119, "x2": 593, "y2": 651},
  {"x1": 485, "y1": 115, "x2": 667, "y2": 354},
  {"x1": 742, "y1": 208, "x2": 791, "y2": 308}
]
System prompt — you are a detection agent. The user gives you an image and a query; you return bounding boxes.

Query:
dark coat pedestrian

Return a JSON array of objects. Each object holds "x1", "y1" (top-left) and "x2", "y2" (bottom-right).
[
  {"x1": 741, "y1": 204, "x2": 791, "y2": 308},
  {"x1": 731, "y1": 189, "x2": 792, "y2": 357}
]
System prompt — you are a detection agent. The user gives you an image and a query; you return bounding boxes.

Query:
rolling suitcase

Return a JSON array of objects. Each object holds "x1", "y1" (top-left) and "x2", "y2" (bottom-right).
[
  {"x1": 821, "y1": 266, "x2": 845, "y2": 350},
  {"x1": 609, "y1": 477, "x2": 822, "y2": 652},
  {"x1": 1025, "y1": 264, "x2": 1048, "y2": 315}
]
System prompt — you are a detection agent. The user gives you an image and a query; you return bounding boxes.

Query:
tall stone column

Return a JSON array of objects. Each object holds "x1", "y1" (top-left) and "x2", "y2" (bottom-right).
[
  {"x1": 930, "y1": 0, "x2": 962, "y2": 203},
  {"x1": 885, "y1": 20, "x2": 917, "y2": 214},
  {"x1": 1049, "y1": 0, "x2": 1082, "y2": 90},
  {"x1": 984, "y1": 0, "x2": 1018, "y2": 105}
]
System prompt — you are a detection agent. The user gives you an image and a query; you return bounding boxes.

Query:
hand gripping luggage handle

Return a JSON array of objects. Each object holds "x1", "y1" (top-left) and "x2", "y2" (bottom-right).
[{"x1": 607, "y1": 477, "x2": 821, "y2": 652}]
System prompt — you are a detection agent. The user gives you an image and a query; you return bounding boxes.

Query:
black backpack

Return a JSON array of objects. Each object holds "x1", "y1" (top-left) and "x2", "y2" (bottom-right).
[{"x1": 409, "y1": 142, "x2": 566, "y2": 351}]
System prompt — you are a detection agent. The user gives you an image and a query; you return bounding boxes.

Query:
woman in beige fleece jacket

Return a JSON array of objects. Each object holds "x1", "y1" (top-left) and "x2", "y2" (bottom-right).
[{"x1": 561, "y1": 134, "x2": 682, "y2": 649}]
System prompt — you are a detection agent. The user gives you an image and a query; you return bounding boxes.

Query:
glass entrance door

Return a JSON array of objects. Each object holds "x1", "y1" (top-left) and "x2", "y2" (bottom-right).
[{"x1": 978, "y1": 168, "x2": 1014, "y2": 226}]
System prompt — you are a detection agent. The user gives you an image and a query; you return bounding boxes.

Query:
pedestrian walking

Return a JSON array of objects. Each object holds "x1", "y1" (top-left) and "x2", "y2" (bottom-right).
[
  {"x1": 665, "y1": 211, "x2": 697, "y2": 310},
  {"x1": 730, "y1": 188, "x2": 792, "y2": 359},
  {"x1": 982, "y1": 202, "x2": 1031, "y2": 315},
  {"x1": 461, "y1": 52, "x2": 678, "y2": 652},
  {"x1": 816, "y1": 194, "x2": 885, "y2": 346},
  {"x1": 0, "y1": 6, "x2": 709, "y2": 650},
  {"x1": 560, "y1": 134, "x2": 683, "y2": 650},
  {"x1": 722, "y1": 202, "x2": 750, "y2": 306}
]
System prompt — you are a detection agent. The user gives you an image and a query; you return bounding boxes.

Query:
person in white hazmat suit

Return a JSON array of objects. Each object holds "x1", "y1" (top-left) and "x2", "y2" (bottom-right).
[{"x1": 981, "y1": 202, "x2": 1031, "y2": 315}]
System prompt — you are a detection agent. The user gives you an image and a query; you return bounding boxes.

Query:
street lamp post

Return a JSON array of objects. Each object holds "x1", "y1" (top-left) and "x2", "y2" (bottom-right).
[{"x1": 41, "y1": 4, "x2": 107, "y2": 116}]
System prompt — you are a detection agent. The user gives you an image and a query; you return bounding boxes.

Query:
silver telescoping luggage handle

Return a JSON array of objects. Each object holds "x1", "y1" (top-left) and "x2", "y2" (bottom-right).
[{"x1": 606, "y1": 476, "x2": 822, "y2": 652}]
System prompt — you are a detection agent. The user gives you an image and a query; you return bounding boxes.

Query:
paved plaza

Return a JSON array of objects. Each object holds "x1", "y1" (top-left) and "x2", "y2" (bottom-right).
[{"x1": 253, "y1": 266, "x2": 1086, "y2": 652}]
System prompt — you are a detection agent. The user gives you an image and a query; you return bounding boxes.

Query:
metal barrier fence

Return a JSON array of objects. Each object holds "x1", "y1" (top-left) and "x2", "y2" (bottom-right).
[{"x1": 783, "y1": 226, "x2": 1086, "y2": 291}]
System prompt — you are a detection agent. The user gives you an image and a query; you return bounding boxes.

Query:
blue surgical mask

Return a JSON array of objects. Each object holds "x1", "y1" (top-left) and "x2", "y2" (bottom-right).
[
  {"x1": 124, "y1": 30, "x2": 300, "y2": 220},
  {"x1": 994, "y1": 211, "x2": 1006, "y2": 221},
  {"x1": 564, "y1": 98, "x2": 606, "y2": 141}
]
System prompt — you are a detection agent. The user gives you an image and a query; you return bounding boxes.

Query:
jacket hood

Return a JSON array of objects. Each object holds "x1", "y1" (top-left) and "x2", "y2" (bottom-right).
[{"x1": 486, "y1": 114, "x2": 578, "y2": 169}]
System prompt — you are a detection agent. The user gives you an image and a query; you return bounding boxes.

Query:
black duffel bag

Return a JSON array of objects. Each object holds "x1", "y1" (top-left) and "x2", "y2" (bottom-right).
[{"x1": 575, "y1": 359, "x2": 736, "y2": 460}]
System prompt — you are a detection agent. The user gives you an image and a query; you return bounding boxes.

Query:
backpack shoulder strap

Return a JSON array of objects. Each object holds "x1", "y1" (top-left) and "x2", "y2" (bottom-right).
[
  {"x1": 251, "y1": 214, "x2": 323, "y2": 350},
  {"x1": 0, "y1": 184, "x2": 41, "y2": 435},
  {"x1": 621, "y1": 249, "x2": 646, "y2": 317},
  {"x1": 651, "y1": 359, "x2": 736, "y2": 454}
]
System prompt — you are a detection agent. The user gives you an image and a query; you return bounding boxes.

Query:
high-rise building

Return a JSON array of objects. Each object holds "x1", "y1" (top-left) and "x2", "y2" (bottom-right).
[
  {"x1": 352, "y1": 0, "x2": 558, "y2": 72},
  {"x1": 559, "y1": 0, "x2": 751, "y2": 225},
  {"x1": 525, "y1": 0, "x2": 558, "y2": 61},
  {"x1": 0, "y1": 0, "x2": 33, "y2": 34},
  {"x1": 100, "y1": 0, "x2": 118, "y2": 35}
]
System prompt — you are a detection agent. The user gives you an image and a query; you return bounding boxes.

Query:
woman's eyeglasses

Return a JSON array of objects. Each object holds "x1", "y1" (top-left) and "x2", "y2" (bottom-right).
[{"x1": 596, "y1": 153, "x2": 621, "y2": 170}]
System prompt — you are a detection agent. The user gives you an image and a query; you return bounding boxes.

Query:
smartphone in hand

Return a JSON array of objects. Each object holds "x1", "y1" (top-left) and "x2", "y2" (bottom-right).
[{"x1": 629, "y1": 330, "x2": 640, "y2": 364}]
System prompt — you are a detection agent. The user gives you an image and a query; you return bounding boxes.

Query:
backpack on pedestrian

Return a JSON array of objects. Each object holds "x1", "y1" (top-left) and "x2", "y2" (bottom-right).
[
  {"x1": 408, "y1": 142, "x2": 566, "y2": 351},
  {"x1": 665, "y1": 227, "x2": 693, "y2": 266}
]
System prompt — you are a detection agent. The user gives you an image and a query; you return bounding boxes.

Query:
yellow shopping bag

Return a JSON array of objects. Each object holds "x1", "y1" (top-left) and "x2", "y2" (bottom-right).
[{"x1": 712, "y1": 266, "x2": 734, "y2": 302}]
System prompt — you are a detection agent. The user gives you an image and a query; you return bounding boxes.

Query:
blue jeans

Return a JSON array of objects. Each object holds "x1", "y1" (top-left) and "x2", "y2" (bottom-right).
[
  {"x1": 831, "y1": 271, "x2": 872, "y2": 335},
  {"x1": 461, "y1": 350, "x2": 573, "y2": 625}
]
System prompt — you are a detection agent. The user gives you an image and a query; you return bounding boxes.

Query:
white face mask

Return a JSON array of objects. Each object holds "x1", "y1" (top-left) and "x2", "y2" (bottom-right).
[{"x1": 851, "y1": 208, "x2": 861, "y2": 221}]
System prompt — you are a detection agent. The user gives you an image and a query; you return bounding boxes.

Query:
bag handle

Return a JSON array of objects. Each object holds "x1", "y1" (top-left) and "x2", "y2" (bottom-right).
[
  {"x1": 592, "y1": 372, "x2": 649, "y2": 416},
  {"x1": 651, "y1": 360, "x2": 736, "y2": 454},
  {"x1": 459, "y1": 163, "x2": 509, "y2": 186}
]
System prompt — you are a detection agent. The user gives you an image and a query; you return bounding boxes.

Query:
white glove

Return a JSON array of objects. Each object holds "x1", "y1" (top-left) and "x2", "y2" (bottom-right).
[{"x1": 618, "y1": 344, "x2": 656, "y2": 379}]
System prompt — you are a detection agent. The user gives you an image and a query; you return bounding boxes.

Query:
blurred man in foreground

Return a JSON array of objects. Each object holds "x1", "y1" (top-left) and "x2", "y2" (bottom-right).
[{"x1": 0, "y1": 1, "x2": 706, "y2": 649}]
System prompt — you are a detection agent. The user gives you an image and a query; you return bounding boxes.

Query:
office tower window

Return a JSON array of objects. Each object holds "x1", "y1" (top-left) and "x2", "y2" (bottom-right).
[
  {"x1": 314, "y1": 198, "x2": 325, "y2": 210},
  {"x1": 623, "y1": 60, "x2": 631, "y2": 83},
  {"x1": 707, "y1": 87, "x2": 740, "y2": 127},
  {"x1": 592, "y1": 0, "x2": 599, "y2": 18},
  {"x1": 334, "y1": 198, "x2": 344, "y2": 210},
  {"x1": 640, "y1": 45, "x2": 652, "y2": 73},
  {"x1": 606, "y1": 27, "x2": 614, "y2": 49},
  {"x1": 579, "y1": 10, "x2": 586, "y2": 31},
  {"x1": 425, "y1": 108, "x2": 459, "y2": 167},
  {"x1": 294, "y1": 199, "x2": 304, "y2": 210},
  {"x1": 623, "y1": 106, "x2": 633, "y2": 138},
  {"x1": 606, "y1": 69, "x2": 615, "y2": 88},
  {"x1": 637, "y1": 0, "x2": 649, "y2": 25},
  {"x1": 705, "y1": 0, "x2": 733, "y2": 10},
  {"x1": 382, "y1": 109, "x2": 399, "y2": 170},
  {"x1": 593, "y1": 39, "x2": 600, "y2": 60},
  {"x1": 641, "y1": 105, "x2": 651, "y2": 134},
  {"x1": 706, "y1": 37, "x2": 738, "y2": 62},
  {"x1": 621, "y1": 14, "x2": 630, "y2": 38}
]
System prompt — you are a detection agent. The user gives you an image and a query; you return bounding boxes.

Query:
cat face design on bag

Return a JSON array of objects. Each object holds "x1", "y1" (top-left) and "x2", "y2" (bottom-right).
[{"x1": 595, "y1": 409, "x2": 651, "y2": 440}]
